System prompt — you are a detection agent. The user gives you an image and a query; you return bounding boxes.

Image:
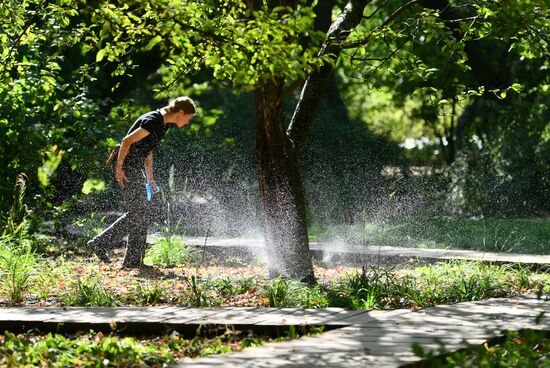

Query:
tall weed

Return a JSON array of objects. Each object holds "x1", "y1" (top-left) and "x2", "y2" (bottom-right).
[
  {"x1": 145, "y1": 235, "x2": 196, "y2": 268},
  {"x1": 266, "y1": 278, "x2": 291, "y2": 307},
  {"x1": 182, "y1": 275, "x2": 218, "y2": 307},
  {"x1": 62, "y1": 276, "x2": 119, "y2": 307},
  {"x1": 0, "y1": 243, "x2": 37, "y2": 304},
  {"x1": 127, "y1": 280, "x2": 166, "y2": 306},
  {"x1": 0, "y1": 174, "x2": 39, "y2": 304}
]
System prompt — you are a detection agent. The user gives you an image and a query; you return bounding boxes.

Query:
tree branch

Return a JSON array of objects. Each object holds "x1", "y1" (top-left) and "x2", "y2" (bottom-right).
[
  {"x1": 342, "y1": 0, "x2": 421, "y2": 49},
  {"x1": 287, "y1": 0, "x2": 372, "y2": 152},
  {"x1": 0, "y1": 3, "x2": 45, "y2": 81},
  {"x1": 362, "y1": 0, "x2": 391, "y2": 20}
]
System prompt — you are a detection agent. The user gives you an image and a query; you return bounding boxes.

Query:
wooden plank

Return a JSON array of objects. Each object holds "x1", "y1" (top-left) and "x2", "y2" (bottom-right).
[
  {"x1": 173, "y1": 307, "x2": 261, "y2": 325},
  {"x1": 164, "y1": 307, "x2": 281, "y2": 325},
  {"x1": 328, "y1": 326, "x2": 497, "y2": 341},
  {"x1": 0, "y1": 307, "x2": 63, "y2": 322},
  {"x1": 44, "y1": 306, "x2": 182, "y2": 324},
  {"x1": 255, "y1": 307, "x2": 352, "y2": 326},
  {"x1": 336, "y1": 309, "x2": 415, "y2": 325}
]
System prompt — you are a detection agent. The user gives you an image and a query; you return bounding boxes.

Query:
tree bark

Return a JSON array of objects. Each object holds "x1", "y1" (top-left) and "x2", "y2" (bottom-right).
[
  {"x1": 251, "y1": 0, "x2": 369, "y2": 283},
  {"x1": 254, "y1": 80, "x2": 315, "y2": 283}
]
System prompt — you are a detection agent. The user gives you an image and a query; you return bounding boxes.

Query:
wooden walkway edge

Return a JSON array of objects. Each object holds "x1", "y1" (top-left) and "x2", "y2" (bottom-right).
[
  {"x1": 0, "y1": 295, "x2": 548, "y2": 367},
  {"x1": 176, "y1": 296, "x2": 549, "y2": 367}
]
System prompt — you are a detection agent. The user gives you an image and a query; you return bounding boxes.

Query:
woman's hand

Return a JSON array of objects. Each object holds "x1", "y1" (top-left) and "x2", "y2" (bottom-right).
[
  {"x1": 149, "y1": 178, "x2": 159, "y2": 192},
  {"x1": 116, "y1": 165, "x2": 127, "y2": 188}
]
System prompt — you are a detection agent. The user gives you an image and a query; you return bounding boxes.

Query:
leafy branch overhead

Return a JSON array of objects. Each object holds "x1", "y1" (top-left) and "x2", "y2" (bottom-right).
[
  {"x1": 92, "y1": 0, "x2": 330, "y2": 89},
  {"x1": 0, "y1": 0, "x2": 548, "y2": 221}
]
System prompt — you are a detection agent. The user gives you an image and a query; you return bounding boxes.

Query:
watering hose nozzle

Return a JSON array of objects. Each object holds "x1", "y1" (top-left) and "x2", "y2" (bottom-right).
[{"x1": 145, "y1": 183, "x2": 160, "y2": 201}]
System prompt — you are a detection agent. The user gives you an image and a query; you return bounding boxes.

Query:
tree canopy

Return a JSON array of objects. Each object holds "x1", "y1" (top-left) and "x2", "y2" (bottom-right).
[{"x1": 1, "y1": 0, "x2": 548, "y2": 232}]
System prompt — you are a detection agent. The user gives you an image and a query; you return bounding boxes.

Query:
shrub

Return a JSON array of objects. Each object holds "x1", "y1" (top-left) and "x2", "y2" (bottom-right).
[
  {"x1": 145, "y1": 235, "x2": 197, "y2": 268},
  {"x1": 61, "y1": 276, "x2": 119, "y2": 307}
]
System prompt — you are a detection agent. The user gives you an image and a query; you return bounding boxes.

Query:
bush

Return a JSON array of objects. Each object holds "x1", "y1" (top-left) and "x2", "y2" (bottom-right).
[
  {"x1": 145, "y1": 234, "x2": 197, "y2": 268},
  {"x1": 414, "y1": 328, "x2": 549, "y2": 367},
  {"x1": 447, "y1": 96, "x2": 549, "y2": 217}
]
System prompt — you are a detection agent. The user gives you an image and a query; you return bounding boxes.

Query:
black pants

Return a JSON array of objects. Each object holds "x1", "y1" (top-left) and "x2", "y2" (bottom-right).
[{"x1": 92, "y1": 168, "x2": 150, "y2": 266}]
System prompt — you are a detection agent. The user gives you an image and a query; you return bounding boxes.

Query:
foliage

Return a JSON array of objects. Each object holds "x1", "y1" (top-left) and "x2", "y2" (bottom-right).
[
  {"x1": 311, "y1": 218, "x2": 550, "y2": 255},
  {"x1": 336, "y1": 0, "x2": 549, "y2": 217},
  {"x1": 447, "y1": 95, "x2": 550, "y2": 217},
  {"x1": 0, "y1": 0, "x2": 130, "y2": 225},
  {"x1": 413, "y1": 329, "x2": 549, "y2": 367},
  {"x1": 145, "y1": 234, "x2": 197, "y2": 268},
  {"x1": 90, "y1": 0, "x2": 327, "y2": 90},
  {"x1": 61, "y1": 275, "x2": 119, "y2": 307},
  {"x1": 341, "y1": 0, "x2": 548, "y2": 141},
  {"x1": 0, "y1": 331, "x2": 176, "y2": 367},
  {"x1": 0, "y1": 326, "x2": 320, "y2": 367}
]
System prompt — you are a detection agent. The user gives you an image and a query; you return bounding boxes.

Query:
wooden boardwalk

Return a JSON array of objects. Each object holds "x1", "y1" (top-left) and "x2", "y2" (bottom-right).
[
  {"x1": 0, "y1": 295, "x2": 548, "y2": 367},
  {"x1": 176, "y1": 296, "x2": 549, "y2": 367}
]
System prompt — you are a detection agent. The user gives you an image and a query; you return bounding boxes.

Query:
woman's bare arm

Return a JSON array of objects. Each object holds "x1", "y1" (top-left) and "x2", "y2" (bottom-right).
[{"x1": 116, "y1": 127, "x2": 150, "y2": 187}]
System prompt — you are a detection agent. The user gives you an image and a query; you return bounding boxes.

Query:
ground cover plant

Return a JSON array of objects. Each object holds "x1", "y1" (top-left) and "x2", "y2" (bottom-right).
[
  {"x1": 1, "y1": 252, "x2": 547, "y2": 309},
  {"x1": 0, "y1": 326, "x2": 317, "y2": 367},
  {"x1": 412, "y1": 329, "x2": 549, "y2": 368}
]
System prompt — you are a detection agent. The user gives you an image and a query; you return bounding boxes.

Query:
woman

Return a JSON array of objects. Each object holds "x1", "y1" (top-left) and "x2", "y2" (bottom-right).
[{"x1": 88, "y1": 96, "x2": 196, "y2": 268}]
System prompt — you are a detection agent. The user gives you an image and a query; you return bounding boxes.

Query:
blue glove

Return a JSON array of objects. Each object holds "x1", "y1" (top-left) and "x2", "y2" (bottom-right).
[{"x1": 145, "y1": 183, "x2": 160, "y2": 201}]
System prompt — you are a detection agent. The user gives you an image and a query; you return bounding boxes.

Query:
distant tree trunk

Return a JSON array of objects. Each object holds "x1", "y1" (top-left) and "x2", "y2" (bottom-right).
[{"x1": 254, "y1": 80, "x2": 315, "y2": 283}]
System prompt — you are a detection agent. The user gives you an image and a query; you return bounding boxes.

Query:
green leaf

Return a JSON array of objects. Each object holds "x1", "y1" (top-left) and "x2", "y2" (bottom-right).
[
  {"x1": 43, "y1": 76, "x2": 57, "y2": 86},
  {"x1": 82, "y1": 179, "x2": 106, "y2": 195},
  {"x1": 144, "y1": 35, "x2": 162, "y2": 51},
  {"x1": 411, "y1": 342, "x2": 425, "y2": 357},
  {"x1": 96, "y1": 48, "x2": 107, "y2": 63},
  {"x1": 511, "y1": 83, "x2": 522, "y2": 93}
]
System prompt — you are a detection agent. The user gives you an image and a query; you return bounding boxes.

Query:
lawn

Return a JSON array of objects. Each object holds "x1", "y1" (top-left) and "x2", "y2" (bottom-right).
[{"x1": 310, "y1": 218, "x2": 550, "y2": 254}]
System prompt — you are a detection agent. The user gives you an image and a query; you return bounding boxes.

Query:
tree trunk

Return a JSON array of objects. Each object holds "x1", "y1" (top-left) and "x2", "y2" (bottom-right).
[
  {"x1": 251, "y1": 0, "x2": 369, "y2": 283},
  {"x1": 254, "y1": 80, "x2": 315, "y2": 284}
]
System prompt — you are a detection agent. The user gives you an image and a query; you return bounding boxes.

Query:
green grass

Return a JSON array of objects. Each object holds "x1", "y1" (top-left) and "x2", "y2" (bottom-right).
[
  {"x1": 322, "y1": 261, "x2": 537, "y2": 310},
  {"x1": 144, "y1": 234, "x2": 198, "y2": 268},
  {"x1": 257, "y1": 261, "x2": 548, "y2": 310},
  {"x1": 3, "y1": 258, "x2": 547, "y2": 309},
  {"x1": 61, "y1": 275, "x2": 120, "y2": 307},
  {"x1": 310, "y1": 218, "x2": 550, "y2": 254},
  {"x1": 0, "y1": 234, "x2": 40, "y2": 305}
]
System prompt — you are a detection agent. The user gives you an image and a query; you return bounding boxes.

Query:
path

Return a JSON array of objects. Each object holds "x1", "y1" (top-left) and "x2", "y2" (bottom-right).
[
  {"x1": 1, "y1": 296, "x2": 548, "y2": 367},
  {"x1": 183, "y1": 237, "x2": 550, "y2": 269}
]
